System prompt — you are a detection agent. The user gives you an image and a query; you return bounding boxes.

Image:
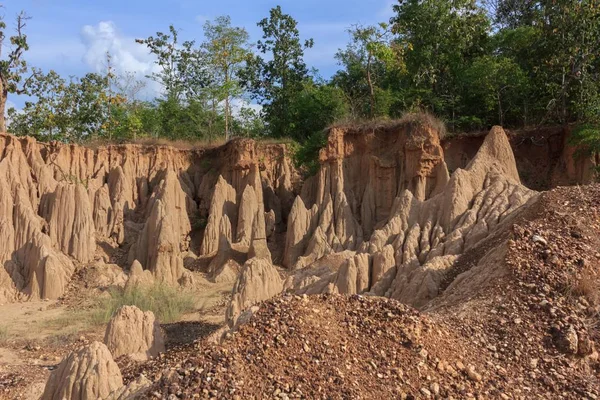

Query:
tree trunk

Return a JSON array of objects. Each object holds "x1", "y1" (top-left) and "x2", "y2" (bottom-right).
[
  {"x1": 498, "y1": 92, "x2": 503, "y2": 127},
  {"x1": 224, "y1": 68, "x2": 230, "y2": 142},
  {"x1": 0, "y1": 88, "x2": 7, "y2": 133},
  {"x1": 561, "y1": 67, "x2": 567, "y2": 125},
  {"x1": 367, "y1": 54, "x2": 375, "y2": 119}
]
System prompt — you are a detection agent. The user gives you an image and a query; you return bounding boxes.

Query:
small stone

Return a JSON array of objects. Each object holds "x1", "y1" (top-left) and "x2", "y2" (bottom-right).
[
  {"x1": 530, "y1": 358, "x2": 539, "y2": 368},
  {"x1": 532, "y1": 235, "x2": 548, "y2": 246},
  {"x1": 466, "y1": 365, "x2": 482, "y2": 382}
]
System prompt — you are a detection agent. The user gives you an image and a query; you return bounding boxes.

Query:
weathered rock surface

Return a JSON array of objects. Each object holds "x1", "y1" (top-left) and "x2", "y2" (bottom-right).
[
  {"x1": 129, "y1": 169, "x2": 192, "y2": 284},
  {"x1": 282, "y1": 125, "x2": 537, "y2": 309},
  {"x1": 104, "y1": 305, "x2": 165, "y2": 361},
  {"x1": 40, "y1": 182, "x2": 96, "y2": 263},
  {"x1": 0, "y1": 131, "x2": 297, "y2": 303},
  {"x1": 41, "y1": 342, "x2": 123, "y2": 400},
  {"x1": 226, "y1": 257, "x2": 283, "y2": 327}
]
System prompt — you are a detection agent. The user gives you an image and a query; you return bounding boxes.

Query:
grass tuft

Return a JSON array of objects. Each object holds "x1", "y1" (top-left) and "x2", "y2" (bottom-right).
[
  {"x1": 329, "y1": 111, "x2": 447, "y2": 139},
  {"x1": 92, "y1": 283, "x2": 197, "y2": 324},
  {"x1": 0, "y1": 325, "x2": 8, "y2": 343}
]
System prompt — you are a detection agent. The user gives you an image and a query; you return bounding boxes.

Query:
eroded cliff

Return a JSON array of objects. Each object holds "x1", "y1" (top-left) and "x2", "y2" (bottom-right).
[{"x1": 0, "y1": 134, "x2": 297, "y2": 303}]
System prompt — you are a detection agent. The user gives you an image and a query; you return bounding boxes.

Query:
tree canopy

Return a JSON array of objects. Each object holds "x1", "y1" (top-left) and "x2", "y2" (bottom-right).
[{"x1": 2, "y1": 2, "x2": 599, "y2": 163}]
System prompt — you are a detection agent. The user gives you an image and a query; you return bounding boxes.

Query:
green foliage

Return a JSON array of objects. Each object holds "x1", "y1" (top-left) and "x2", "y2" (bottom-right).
[
  {"x1": 0, "y1": 12, "x2": 33, "y2": 131},
  {"x1": 333, "y1": 23, "x2": 398, "y2": 119},
  {"x1": 93, "y1": 283, "x2": 196, "y2": 324},
  {"x1": 570, "y1": 125, "x2": 600, "y2": 156},
  {"x1": 391, "y1": 0, "x2": 490, "y2": 115},
  {"x1": 202, "y1": 16, "x2": 252, "y2": 140},
  {"x1": 9, "y1": 70, "x2": 112, "y2": 142},
  {"x1": 461, "y1": 55, "x2": 528, "y2": 126},
  {"x1": 287, "y1": 80, "x2": 348, "y2": 142},
  {"x1": 6, "y1": 3, "x2": 600, "y2": 151},
  {"x1": 290, "y1": 130, "x2": 328, "y2": 177},
  {"x1": 136, "y1": 26, "x2": 207, "y2": 102},
  {"x1": 241, "y1": 6, "x2": 314, "y2": 139}
]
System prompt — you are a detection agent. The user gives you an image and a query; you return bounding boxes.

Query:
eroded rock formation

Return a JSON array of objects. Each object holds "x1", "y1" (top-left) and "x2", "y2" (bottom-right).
[
  {"x1": 104, "y1": 305, "x2": 165, "y2": 361},
  {"x1": 284, "y1": 120, "x2": 450, "y2": 270},
  {"x1": 226, "y1": 257, "x2": 283, "y2": 327},
  {"x1": 41, "y1": 342, "x2": 123, "y2": 400},
  {"x1": 0, "y1": 134, "x2": 296, "y2": 303},
  {"x1": 281, "y1": 124, "x2": 537, "y2": 309}
]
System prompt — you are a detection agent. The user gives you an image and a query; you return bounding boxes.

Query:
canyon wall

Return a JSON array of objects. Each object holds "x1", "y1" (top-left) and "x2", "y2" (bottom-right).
[
  {"x1": 0, "y1": 122, "x2": 595, "y2": 305},
  {"x1": 0, "y1": 134, "x2": 297, "y2": 303}
]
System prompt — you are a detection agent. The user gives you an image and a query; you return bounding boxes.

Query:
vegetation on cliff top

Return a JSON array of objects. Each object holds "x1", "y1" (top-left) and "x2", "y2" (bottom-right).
[{"x1": 1, "y1": 1, "x2": 599, "y2": 157}]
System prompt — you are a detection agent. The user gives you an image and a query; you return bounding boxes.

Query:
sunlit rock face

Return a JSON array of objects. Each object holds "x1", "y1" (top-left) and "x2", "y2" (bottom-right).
[{"x1": 283, "y1": 123, "x2": 536, "y2": 309}]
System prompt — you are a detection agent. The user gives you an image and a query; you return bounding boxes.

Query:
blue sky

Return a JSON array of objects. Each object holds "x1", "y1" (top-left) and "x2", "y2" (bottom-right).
[{"x1": 5, "y1": 0, "x2": 396, "y2": 111}]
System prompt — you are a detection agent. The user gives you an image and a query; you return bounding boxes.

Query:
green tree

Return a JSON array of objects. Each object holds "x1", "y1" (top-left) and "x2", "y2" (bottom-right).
[
  {"x1": 241, "y1": 6, "x2": 314, "y2": 139},
  {"x1": 462, "y1": 55, "x2": 527, "y2": 126},
  {"x1": 334, "y1": 23, "x2": 395, "y2": 119},
  {"x1": 202, "y1": 16, "x2": 251, "y2": 140},
  {"x1": 288, "y1": 79, "x2": 348, "y2": 142},
  {"x1": 9, "y1": 71, "x2": 111, "y2": 142},
  {"x1": 136, "y1": 25, "x2": 207, "y2": 102},
  {"x1": 537, "y1": 0, "x2": 600, "y2": 125},
  {"x1": 0, "y1": 11, "x2": 35, "y2": 132},
  {"x1": 113, "y1": 70, "x2": 147, "y2": 140},
  {"x1": 494, "y1": 0, "x2": 540, "y2": 28},
  {"x1": 391, "y1": 0, "x2": 490, "y2": 118}
]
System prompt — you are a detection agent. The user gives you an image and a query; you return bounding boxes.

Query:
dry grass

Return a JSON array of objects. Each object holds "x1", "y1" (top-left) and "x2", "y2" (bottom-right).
[
  {"x1": 329, "y1": 111, "x2": 448, "y2": 139},
  {"x1": 0, "y1": 325, "x2": 8, "y2": 343},
  {"x1": 83, "y1": 136, "x2": 228, "y2": 151},
  {"x1": 37, "y1": 134, "x2": 296, "y2": 152},
  {"x1": 92, "y1": 283, "x2": 197, "y2": 324},
  {"x1": 569, "y1": 265, "x2": 600, "y2": 305},
  {"x1": 398, "y1": 111, "x2": 448, "y2": 139},
  {"x1": 43, "y1": 309, "x2": 104, "y2": 335}
]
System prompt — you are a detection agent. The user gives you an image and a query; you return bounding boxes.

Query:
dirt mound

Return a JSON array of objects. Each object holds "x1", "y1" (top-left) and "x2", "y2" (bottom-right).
[
  {"x1": 104, "y1": 305, "x2": 165, "y2": 361},
  {"x1": 121, "y1": 184, "x2": 600, "y2": 399},
  {"x1": 130, "y1": 294, "x2": 492, "y2": 399}
]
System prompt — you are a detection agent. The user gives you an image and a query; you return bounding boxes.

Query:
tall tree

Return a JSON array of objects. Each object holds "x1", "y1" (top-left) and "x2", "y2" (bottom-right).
[
  {"x1": 202, "y1": 16, "x2": 251, "y2": 140},
  {"x1": 136, "y1": 25, "x2": 207, "y2": 102},
  {"x1": 334, "y1": 23, "x2": 397, "y2": 119},
  {"x1": 538, "y1": 0, "x2": 600, "y2": 125},
  {"x1": 8, "y1": 71, "x2": 111, "y2": 142},
  {"x1": 391, "y1": 0, "x2": 490, "y2": 117},
  {"x1": 241, "y1": 6, "x2": 313, "y2": 139},
  {"x1": 0, "y1": 11, "x2": 35, "y2": 132}
]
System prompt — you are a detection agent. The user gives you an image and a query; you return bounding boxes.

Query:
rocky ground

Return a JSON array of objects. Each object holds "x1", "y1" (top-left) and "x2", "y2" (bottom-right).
[
  {"x1": 113, "y1": 184, "x2": 600, "y2": 399},
  {"x1": 1, "y1": 124, "x2": 599, "y2": 399},
  {"x1": 0, "y1": 272, "x2": 232, "y2": 400}
]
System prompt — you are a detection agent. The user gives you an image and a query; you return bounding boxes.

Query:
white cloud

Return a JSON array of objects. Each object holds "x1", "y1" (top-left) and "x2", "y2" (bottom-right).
[{"x1": 80, "y1": 21, "x2": 161, "y2": 98}]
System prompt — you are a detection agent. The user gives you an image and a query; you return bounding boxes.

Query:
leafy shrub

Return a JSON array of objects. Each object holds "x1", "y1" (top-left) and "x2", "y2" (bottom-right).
[
  {"x1": 569, "y1": 124, "x2": 600, "y2": 177},
  {"x1": 290, "y1": 130, "x2": 328, "y2": 177}
]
